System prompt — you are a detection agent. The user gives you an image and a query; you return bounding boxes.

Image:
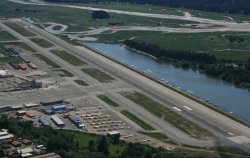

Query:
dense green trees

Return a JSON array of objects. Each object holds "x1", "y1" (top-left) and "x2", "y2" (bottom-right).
[
  {"x1": 43, "y1": 0, "x2": 250, "y2": 15},
  {"x1": 124, "y1": 40, "x2": 216, "y2": 63},
  {"x1": 92, "y1": 10, "x2": 111, "y2": 19}
]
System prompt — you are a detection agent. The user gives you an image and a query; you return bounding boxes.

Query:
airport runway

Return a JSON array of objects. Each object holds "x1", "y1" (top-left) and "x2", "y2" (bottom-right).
[{"x1": 1, "y1": 19, "x2": 250, "y2": 149}]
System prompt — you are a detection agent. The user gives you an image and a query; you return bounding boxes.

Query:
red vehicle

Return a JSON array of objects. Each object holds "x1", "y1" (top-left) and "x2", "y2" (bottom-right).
[
  {"x1": 18, "y1": 63, "x2": 26, "y2": 70},
  {"x1": 28, "y1": 63, "x2": 37, "y2": 69}
]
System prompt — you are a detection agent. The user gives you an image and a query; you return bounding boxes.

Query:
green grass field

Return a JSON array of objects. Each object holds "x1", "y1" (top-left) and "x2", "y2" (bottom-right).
[
  {"x1": 30, "y1": 37, "x2": 54, "y2": 48},
  {"x1": 0, "y1": 0, "x2": 198, "y2": 32},
  {"x1": 121, "y1": 110, "x2": 154, "y2": 130},
  {"x1": 121, "y1": 91, "x2": 213, "y2": 138},
  {"x1": 74, "y1": 79, "x2": 89, "y2": 86},
  {"x1": 139, "y1": 132, "x2": 177, "y2": 145},
  {"x1": 15, "y1": 42, "x2": 36, "y2": 52},
  {"x1": 97, "y1": 95, "x2": 120, "y2": 107},
  {"x1": 35, "y1": 54, "x2": 61, "y2": 68},
  {"x1": 0, "y1": 31, "x2": 17, "y2": 41},
  {"x1": 82, "y1": 68, "x2": 115, "y2": 83},
  {"x1": 3, "y1": 22, "x2": 35, "y2": 37},
  {"x1": 94, "y1": 31, "x2": 250, "y2": 61},
  {"x1": 73, "y1": 2, "x2": 250, "y2": 21},
  {"x1": 53, "y1": 69, "x2": 74, "y2": 77},
  {"x1": 51, "y1": 49, "x2": 86, "y2": 66}
]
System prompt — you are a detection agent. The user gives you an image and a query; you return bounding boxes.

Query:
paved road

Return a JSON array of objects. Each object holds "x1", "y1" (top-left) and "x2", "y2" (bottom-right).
[
  {"x1": 9, "y1": 0, "x2": 250, "y2": 33},
  {"x1": 1, "y1": 19, "x2": 250, "y2": 150}
]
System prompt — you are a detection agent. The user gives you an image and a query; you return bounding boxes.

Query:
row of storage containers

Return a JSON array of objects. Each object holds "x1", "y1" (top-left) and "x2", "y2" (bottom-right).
[
  {"x1": 8, "y1": 47, "x2": 19, "y2": 55},
  {"x1": 9, "y1": 62, "x2": 37, "y2": 70},
  {"x1": 18, "y1": 54, "x2": 30, "y2": 63},
  {"x1": 68, "y1": 115, "x2": 84, "y2": 128}
]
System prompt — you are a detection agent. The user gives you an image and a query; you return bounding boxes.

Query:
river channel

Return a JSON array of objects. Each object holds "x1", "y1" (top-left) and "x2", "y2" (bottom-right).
[{"x1": 85, "y1": 42, "x2": 250, "y2": 123}]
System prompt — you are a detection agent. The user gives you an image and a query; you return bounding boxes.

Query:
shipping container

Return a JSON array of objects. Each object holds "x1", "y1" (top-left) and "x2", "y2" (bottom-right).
[
  {"x1": 27, "y1": 63, "x2": 37, "y2": 69},
  {"x1": 16, "y1": 110, "x2": 26, "y2": 116},
  {"x1": 9, "y1": 62, "x2": 20, "y2": 70},
  {"x1": 18, "y1": 63, "x2": 26, "y2": 70},
  {"x1": 51, "y1": 115, "x2": 65, "y2": 127},
  {"x1": 68, "y1": 115, "x2": 82, "y2": 128},
  {"x1": 8, "y1": 47, "x2": 19, "y2": 55},
  {"x1": 41, "y1": 100, "x2": 64, "y2": 106},
  {"x1": 51, "y1": 104, "x2": 66, "y2": 111},
  {"x1": 24, "y1": 103, "x2": 38, "y2": 108},
  {"x1": 39, "y1": 118, "x2": 49, "y2": 127},
  {"x1": 43, "y1": 109, "x2": 54, "y2": 115},
  {"x1": 18, "y1": 55, "x2": 30, "y2": 63},
  {"x1": 26, "y1": 112, "x2": 35, "y2": 118}
]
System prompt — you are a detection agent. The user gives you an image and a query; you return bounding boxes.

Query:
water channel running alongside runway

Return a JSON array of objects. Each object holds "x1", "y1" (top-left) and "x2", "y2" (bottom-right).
[{"x1": 85, "y1": 42, "x2": 250, "y2": 123}]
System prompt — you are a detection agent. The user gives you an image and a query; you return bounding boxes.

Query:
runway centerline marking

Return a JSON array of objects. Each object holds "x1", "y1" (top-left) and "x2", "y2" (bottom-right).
[
  {"x1": 173, "y1": 107, "x2": 182, "y2": 112},
  {"x1": 183, "y1": 106, "x2": 192, "y2": 111}
]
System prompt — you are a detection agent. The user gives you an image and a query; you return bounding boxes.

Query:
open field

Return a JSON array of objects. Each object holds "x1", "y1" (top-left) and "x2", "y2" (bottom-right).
[
  {"x1": 139, "y1": 131, "x2": 177, "y2": 145},
  {"x1": 3, "y1": 22, "x2": 35, "y2": 37},
  {"x1": 121, "y1": 91, "x2": 213, "y2": 138},
  {"x1": 35, "y1": 53, "x2": 61, "y2": 68},
  {"x1": 69, "y1": 2, "x2": 250, "y2": 21},
  {"x1": 0, "y1": 0, "x2": 198, "y2": 32},
  {"x1": 74, "y1": 79, "x2": 89, "y2": 86},
  {"x1": 51, "y1": 49, "x2": 86, "y2": 66},
  {"x1": 121, "y1": 110, "x2": 154, "y2": 130},
  {"x1": 30, "y1": 37, "x2": 54, "y2": 48},
  {"x1": 94, "y1": 31, "x2": 250, "y2": 61},
  {"x1": 53, "y1": 69, "x2": 74, "y2": 77},
  {"x1": 98, "y1": 95, "x2": 120, "y2": 107},
  {"x1": 0, "y1": 31, "x2": 17, "y2": 41},
  {"x1": 82, "y1": 68, "x2": 115, "y2": 83}
]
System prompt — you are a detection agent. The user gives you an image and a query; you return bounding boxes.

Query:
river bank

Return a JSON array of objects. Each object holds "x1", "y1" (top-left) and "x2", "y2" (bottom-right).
[{"x1": 83, "y1": 42, "x2": 250, "y2": 126}]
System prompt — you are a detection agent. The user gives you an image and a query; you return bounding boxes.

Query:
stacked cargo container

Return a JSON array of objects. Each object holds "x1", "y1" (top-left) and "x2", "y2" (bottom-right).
[
  {"x1": 16, "y1": 111, "x2": 26, "y2": 116},
  {"x1": 18, "y1": 63, "x2": 26, "y2": 70},
  {"x1": 9, "y1": 62, "x2": 19, "y2": 70},
  {"x1": 8, "y1": 47, "x2": 19, "y2": 55},
  {"x1": 18, "y1": 55, "x2": 30, "y2": 63},
  {"x1": 27, "y1": 63, "x2": 37, "y2": 69},
  {"x1": 39, "y1": 118, "x2": 50, "y2": 127},
  {"x1": 51, "y1": 104, "x2": 66, "y2": 111},
  {"x1": 67, "y1": 115, "x2": 84, "y2": 128},
  {"x1": 43, "y1": 109, "x2": 54, "y2": 115},
  {"x1": 51, "y1": 115, "x2": 65, "y2": 127}
]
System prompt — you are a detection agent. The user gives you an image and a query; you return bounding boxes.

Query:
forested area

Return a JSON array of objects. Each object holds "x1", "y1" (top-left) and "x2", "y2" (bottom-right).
[
  {"x1": 0, "y1": 115, "x2": 176, "y2": 158},
  {"x1": 43, "y1": 0, "x2": 250, "y2": 15},
  {"x1": 124, "y1": 40, "x2": 250, "y2": 90},
  {"x1": 124, "y1": 40, "x2": 216, "y2": 63}
]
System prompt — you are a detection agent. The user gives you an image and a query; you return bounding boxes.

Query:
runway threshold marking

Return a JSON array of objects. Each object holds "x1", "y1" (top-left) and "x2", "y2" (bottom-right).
[
  {"x1": 173, "y1": 107, "x2": 182, "y2": 112},
  {"x1": 183, "y1": 106, "x2": 193, "y2": 111},
  {"x1": 227, "y1": 132, "x2": 234, "y2": 136}
]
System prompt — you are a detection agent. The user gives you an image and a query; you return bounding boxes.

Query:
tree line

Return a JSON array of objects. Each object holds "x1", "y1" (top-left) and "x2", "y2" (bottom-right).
[
  {"x1": 124, "y1": 40, "x2": 250, "y2": 90},
  {"x1": 124, "y1": 40, "x2": 216, "y2": 63},
  {"x1": 43, "y1": 0, "x2": 250, "y2": 15},
  {"x1": 0, "y1": 115, "x2": 179, "y2": 158}
]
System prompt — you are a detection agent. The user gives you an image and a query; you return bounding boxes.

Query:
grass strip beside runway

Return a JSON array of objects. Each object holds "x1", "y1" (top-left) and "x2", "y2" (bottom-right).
[
  {"x1": 121, "y1": 91, "x2": 213, "y2": 138},
  {"x1": 121, "y1": 110, "x2": 154, "y2": 130}
]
